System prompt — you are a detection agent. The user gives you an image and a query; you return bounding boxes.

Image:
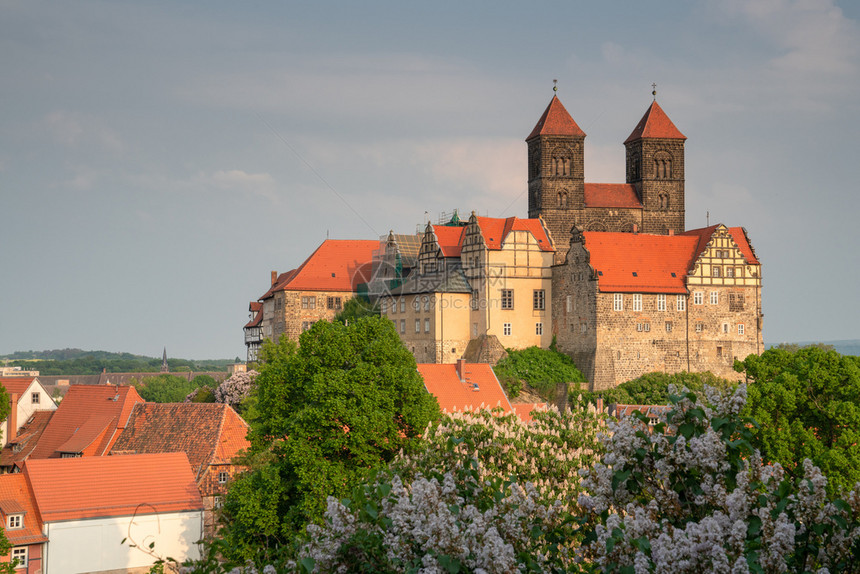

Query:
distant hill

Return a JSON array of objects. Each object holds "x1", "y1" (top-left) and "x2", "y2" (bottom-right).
[
  {"x1": 0, "y1": 348, "x2": 236, "y2": 375},
  {"x1": 766, "y1": 340, "x2": 860, "y2": 357}
]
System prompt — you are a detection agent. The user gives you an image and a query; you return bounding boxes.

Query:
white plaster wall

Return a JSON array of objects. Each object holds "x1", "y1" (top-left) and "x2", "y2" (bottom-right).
[{"x1": 43, "y1": 510, "x2": 202, "y2": 574}]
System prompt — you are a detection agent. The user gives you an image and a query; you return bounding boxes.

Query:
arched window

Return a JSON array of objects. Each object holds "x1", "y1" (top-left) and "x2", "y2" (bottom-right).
[{"x1": 558, "y1": 192, "x2": 568, "y2": 208}]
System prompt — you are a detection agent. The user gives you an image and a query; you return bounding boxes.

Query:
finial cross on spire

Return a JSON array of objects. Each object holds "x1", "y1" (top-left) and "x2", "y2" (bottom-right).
[
  {"x1": 652, "y1": 83, "x2": 657, "y2": 101},
  {"x1": 553, "y1": 79, "x2": 558, "y2": 93}
]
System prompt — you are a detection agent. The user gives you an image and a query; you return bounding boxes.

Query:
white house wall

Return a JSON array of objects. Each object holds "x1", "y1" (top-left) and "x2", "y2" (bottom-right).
[{"x1": 43, "y1": 510, "x2": 202, "y2": 574}]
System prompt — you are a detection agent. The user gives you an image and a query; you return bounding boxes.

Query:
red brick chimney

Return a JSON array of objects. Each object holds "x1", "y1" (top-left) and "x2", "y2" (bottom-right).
[
  {"x1": 455, "y1": 359, "x2": 466, "y2": 382},
  {"x1": 668, "y1": 229, "x2": 674, "y2": 236},
  {"x1": 8, "y1": 394, "x2": 18, "y2": 442},
  {"x1": 271, "y1": 270, "x2": 278, "y2": 286},
  {"x1": 632, "y1": 224, "x2": 638, "y2": 234}
]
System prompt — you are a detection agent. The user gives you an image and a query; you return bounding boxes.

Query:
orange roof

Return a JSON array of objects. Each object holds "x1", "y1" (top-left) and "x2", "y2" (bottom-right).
[
  {"x1": 274, "y1": 240, "x2": 377, "y2": 293},
  {"x1": 29, "y1": 385, "x2": 144, "y2": 459},
  {"x1": 1, "y1": 411, "x2": 53, "y2": 470},
  {"x1": 512, "y1": 403, "x2": 548, "y2": 423},
  {"x1": 583, "y1": 232, "x2": 699, "y2": 294},
  {"x1": 584, "y1": 184, "x2": 642, "y2": 209},
  {"x1": 110, "y1": 403, "x2": 250, "y2": 482},
  {"x1": 24, "y1": 452, "x2": 203, "y2": 522},
  {"x1": 0, "y1": 377, "x2": 39, "y2": 397},
  {"x1": 624, "y1": 100, "x2": 686, "y2": 143},
  {"x1": 432, "y1": 226, "x2": 465, "y2": 257},
  {"x1": 418, "y1": 363, "x2": 513, "y2": 414},
  {"x1": 679, "y1": 224, "x2": 760, "y2": 265},
  {"x1": 0, "y1": 474, "x2": 47, "y2": 545},
  {"x1": 526, "y1": 95, "x2": 585, "y2": 140},
  {"x1": 474, "y1": 216, "x2": 555, "y2": 252},
  {"x1": 244, "y1": 301, "x2": 263, "y2": 328}
]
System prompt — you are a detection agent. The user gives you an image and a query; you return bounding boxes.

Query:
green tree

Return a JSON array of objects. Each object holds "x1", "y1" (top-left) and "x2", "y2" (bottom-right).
[
  {"x1": 220, "y1": 316, "x2": 440, "y2": 561},
  {"x1": 738, "y1": 346, "x2": 860, "y2": 493},
  {"x1": 134, "y1": 374, "x2": 198, "y2": 403},
  {"x1": 0, "y1": 526, "x2": 13, "y2": 573},
  {"x1": 333, "y1": 295, "x2": 379, "y2": 324},
  {"x1": 0, "y1": 383, "x2": 10, "y2": 434},
  {"x1": 493, "y1": 346, "x2": 585, "y2": 399},
  {"x1": 596, "y1": 370, "x2": 736, "y2": 405}
]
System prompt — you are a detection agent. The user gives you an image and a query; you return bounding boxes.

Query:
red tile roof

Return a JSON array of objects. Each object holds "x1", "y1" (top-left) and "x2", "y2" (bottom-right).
[
  {"x1": 110, "y1": 403, "x2": 250, "y2": 482},
  {"x1": 0, "y1": 377, "x2": 39, "y2": 397},
  {"x1": 582, "y1": 232, "x2": 700, "y2": 294},
  {"x1": 584, "y1": 184, "x2": 642, "y2": 209},
  {"x1": 269, "y1": 240, "x2": 377, "y2": 294},
  {"x1": 0, "y1": 473, "x2": 47, "y2": 545},
  {"x1": 512, "y1": 403, "x2": 548, "y2": 423},
  {"x1": 24, "y1": 452, "x2": 203, "y2": 522},
  {"x1": 0, "y1": 411, "x2": 53, "y2": 470},
  {"x1": 259, "y1": 269, "x2": 298, "y2": 300},
  {"x1": 244, "y1": 301, "x2": 263, "y2": 328},
  {"x1": 29, "y1": 385, "x2": 144, "y2": 459},
  {"x1": 526, "y1": 95, "x2": 586, "y2": 140},
  {"x1": 474, "y1": 216, "x2": 555, "y2": 252},
  {"x1": 431, "y1": 226, "x2": 466, "y2": 257},
  {"x1": 679, "y1": 225, "x2": 760, "y2": 265},
  {"x1": 624, "y1": 100, "x2": 686, "y2": 143},
  {"x1": 418, "y1": 363, "x2": 513, "y2": 414}
]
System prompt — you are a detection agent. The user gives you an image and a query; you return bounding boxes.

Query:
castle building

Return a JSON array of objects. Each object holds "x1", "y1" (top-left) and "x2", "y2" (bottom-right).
[{"x1": 528, "y1": 95, "x2": 686, "y2": 263}]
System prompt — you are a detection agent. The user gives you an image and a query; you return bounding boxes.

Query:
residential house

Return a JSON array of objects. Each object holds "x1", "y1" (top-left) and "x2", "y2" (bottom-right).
[
  {"x1": 1, "y1": 378, "x2": 57, "y2": 448},
  {"x1": 110, "y1": 403, "x2": 251, "y2": 534},
  {"x1": 23, "y1": 453, "x2": 202, "y2": 574},
  {"x1": 0, "y1": 473, "x2": 47, "y2": 573},
  {"x1": 418, "y1": 360, "x2": 514, "y2": 415}
]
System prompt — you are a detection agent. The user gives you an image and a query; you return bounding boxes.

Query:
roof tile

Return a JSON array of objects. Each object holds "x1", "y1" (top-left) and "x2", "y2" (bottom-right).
[
  {"x1": 418, "y1": 363, "x2": 513, "y2": 414},
  {"x1": 0, "y1": 474, "x2": 47, "y2": 545},
  {"x1": 584, "y1": 184, "x2": 642, "y2": 209},
  {"x1": 526, "y1": 95, "x2": 586, "y2": 140},
  {"x1": 624, "y1": 100, "x2": 686, "y2": 143}
]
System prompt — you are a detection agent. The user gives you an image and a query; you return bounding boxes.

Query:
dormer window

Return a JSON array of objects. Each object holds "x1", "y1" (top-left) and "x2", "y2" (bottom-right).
[{"x1": 7, "y1": 514, "x2": 23, "y2": 529}]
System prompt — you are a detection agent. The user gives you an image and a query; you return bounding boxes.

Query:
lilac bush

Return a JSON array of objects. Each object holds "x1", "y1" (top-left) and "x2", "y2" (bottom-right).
[{"x1": 214, "y1": 370, "x2": 258, "y2": 407}]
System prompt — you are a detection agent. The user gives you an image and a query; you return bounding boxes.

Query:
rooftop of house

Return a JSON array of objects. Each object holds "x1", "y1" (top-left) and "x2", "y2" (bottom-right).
[
  {"x1": 583, "y1": 183, "x2": 642, "y2": 209},
  {"x1": 261, "y1": 239, "x2": 378, "y2": 297},
  {"x1": 0, "y1": 411, "x2": 54, "y2": 470},
  {"x1": 110, "y1": 402, "x2": 250, "y2": 482},
  {"x1": 0, "y1": 473, "x2": 47, "y2": 545},
  {"x1": 0, "y1": 376, "x2": 41, "y2": 397},
  {"x1": 28, "y1": 385, "x2": 144, "y2": 460},
  {"x1": 474, "y1": 216, "x2": 555, "y2": 252},
  {"x1": 581, "y1": 224, "x2": 758, "y2": 294},
  {"x1": 418, "y1": 362, "x2": 513, "y2": 415},
  {"x1": 24, "y1": 452, "x2": 203, "y2": 522}
]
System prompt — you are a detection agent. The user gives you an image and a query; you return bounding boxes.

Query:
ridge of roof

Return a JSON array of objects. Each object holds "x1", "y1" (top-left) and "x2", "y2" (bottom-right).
[
  {"x1": 276, "y1": 239, "x2": 377, "y2": 293},
  {"x1": 418, "y1": 363, "x2": 513, "y2": 415},
  {"x1": 473, "y1": 216, "x2": 555, "y2": 252},
  {"x1": 583, "y1": 183, "x2": 643, "y2": 209},
  {"x1": 624, "y1": 100, "x2": 686, "y2": 143},
  {"x1": 431, "y1": 225, "x2": 466, "y2": 258},
  {"x1": 526, "y1": 95, "x2": 586, "y2": 140},
  {"x1": 0, "y1": 377, "x2": 40, "y2": 397}
]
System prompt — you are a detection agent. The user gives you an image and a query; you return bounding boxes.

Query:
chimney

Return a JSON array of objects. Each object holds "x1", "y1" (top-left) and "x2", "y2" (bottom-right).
[
  {"x1": 632, "y1": 224, "x2": 638, "y2": 234},
  {"x1": 8, "y1": 394, "x2": 18, "y2": 442},
  {"x1": 595, "y1": 396, "x2": 604, "y2": 414},
  {"x1": 456, "y1": 358, "x2": 466, "y2": 382},
  {"x1": 668, "y1": 229, "x2": 674, "y2": 236},
  {"x1": 271, "y1": 270, "x2": 278, "y2": 286}
]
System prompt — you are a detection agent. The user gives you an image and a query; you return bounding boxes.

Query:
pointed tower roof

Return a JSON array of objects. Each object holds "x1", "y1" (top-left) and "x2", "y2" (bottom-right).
[
  {"x1": 526, "y1": 95, "x2": 585, "y2": 140},
  {"x1": 624, "y1": 100, "x2": 686, "y2": 144}
]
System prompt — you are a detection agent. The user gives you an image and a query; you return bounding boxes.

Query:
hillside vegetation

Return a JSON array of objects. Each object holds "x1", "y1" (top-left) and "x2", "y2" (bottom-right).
[
  {"x1": 492, "y1": 345, "x2": 586, "y2": 400},
  {"x1": 1, "y1": 348, "x2": 234, "y2": 374}
]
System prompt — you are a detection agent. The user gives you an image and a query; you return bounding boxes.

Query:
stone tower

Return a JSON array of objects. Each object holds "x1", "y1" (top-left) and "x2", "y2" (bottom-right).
[
  {"x1": 624, "y1": 100, "x2": 687, "y2": 235},
  {"x1": 526, "y1": 95, "x2": 586, "y2": 262}
]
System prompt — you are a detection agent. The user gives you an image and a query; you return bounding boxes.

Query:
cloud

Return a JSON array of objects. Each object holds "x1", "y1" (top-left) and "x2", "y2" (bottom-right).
[
  {"x1": 202, "y1": 170, "x2": 279, "y2": 202},
  {"x1": 41, "y1": 110, "x2": 124, "y2": 152}
]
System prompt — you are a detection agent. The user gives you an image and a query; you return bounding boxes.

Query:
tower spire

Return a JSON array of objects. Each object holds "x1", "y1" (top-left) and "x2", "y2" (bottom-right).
[
  {"x1": 652, "y1": 82, "x2": 657, "y2": 101},
  {"x1": 161, "y1": 347, "x2": 168, "y2": 373}
]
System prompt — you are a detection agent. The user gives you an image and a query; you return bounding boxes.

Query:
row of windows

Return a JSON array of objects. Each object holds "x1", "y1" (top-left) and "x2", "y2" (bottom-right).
[
  {"x1": 631, "y1": 322, "x2": 746, "y2": 334},
  {"x1": 300, "y1": 296, "x2": 342, "y2": 310},
  {"x1": 501, "y1": 322, "x2": 543, "y2": 336},
  {"x1": 713, "y1": 266, "x2": 744, "y2": 278},
  {"x1": 502, "y1": 289, "x2": 546, "y2": 311},
  {"x1": 614, "y1": 291, "x2": 744, "y2": 310}
]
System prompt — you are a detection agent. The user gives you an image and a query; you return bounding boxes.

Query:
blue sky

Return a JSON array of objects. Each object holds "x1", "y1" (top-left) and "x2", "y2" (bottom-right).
[{"x1": 1, "y1": 0, "x2": 858, "y2": 359}]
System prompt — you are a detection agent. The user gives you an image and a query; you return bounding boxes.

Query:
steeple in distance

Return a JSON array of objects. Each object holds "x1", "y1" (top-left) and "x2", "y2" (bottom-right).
[{"x1": 161, "y1": 347, "x2": 169, "y2": 373}]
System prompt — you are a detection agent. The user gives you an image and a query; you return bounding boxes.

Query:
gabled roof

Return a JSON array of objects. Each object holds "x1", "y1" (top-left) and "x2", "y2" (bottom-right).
[
  {"x1": 24, "y1": 452, "x2": 203, "y2": 522},
  {"x1": 418, "y1": 363, "x2": 513, "y2": 414},
  {"x1": 474, "y1": 216, "x2": 555, "y2": 252},
  {"x1": 431, "y1": 225, "x2": 466, "y2": 258},
  {"x1": 584, "y1": 184, "x2": 643, "y2": 209},
  {"x1": 624, "y1": 100, "x2": 686, "y2": 143},
  {"x1": 29, "y1": 385, "x2": 144, "y2": 459},
  {"x1": 680, "y1": 224, "x2": 760, "y2": 265},
  {"x1": 267, "y1": 240, "x2": 377, "y2": 294},
  {"x1": 0, "y1": 411, "x2": 54, "y2": 469},
  {"x1": 0, "y1": 474, "x2": 47, "y2": 545},
  {"x1": 582, "y1": 232, "x2": 700, "y2": 294},
  {"x1": 0, "y1": 377, "x2": 41, "y2": 397},
  {"x1": 259, "y1": 269, "x2": 298, "y2": 300},
  {"x1": 110, "y1": 403, "x2": 250, "y2": 482},
  {"x1": 244, "y1": 302, "x2": 263, "y2": 329},
  {"x1": 526, "y1": 95, "x2": 586, "y2": 140}
]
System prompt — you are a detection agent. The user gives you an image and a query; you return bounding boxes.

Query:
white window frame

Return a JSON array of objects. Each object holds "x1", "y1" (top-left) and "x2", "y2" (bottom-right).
[
  {"x1": 696, "y1": 323, "x2": 703, "y2": 333},
  {"x1": 11, "y1": 547, "x2": 26, "y2": 568},
  {"x1": 7, "y1": 514, "x2": 22, "y2": 529},
  {"x1": 694, "y1": 291, "x2": 703, "y2": 305},
  {"x1": 535, "y1": 322, "x2": 543, "y2": 335},
  {"x1": 501, "y1": 289, "x2": 514, "y2": 310},
  {"x1": 423, "y1": 296, "x2": 431, "y2": 311},
  {"x1": 710, "y1": 291, "x2": 719, "y2": 305},
  {"x1": 665, "y1": 321, "x2": 673, "y2": 332},
  {"x1": 657, "y1": 294, "x2": 666, "y2": 311},
  {"x1": 32, "y1": 392, "x2": 40, "y2": 405},
  {"x1": 613, "y1": 293, "x2": 623, "y2": 311},
  {"x1": 414, "y1": 319, "x2": 420, "y2": 333},
  {"x1": 424, "y1": 318, "x2": 430, "y2": 333},
  {"x1": 632, "y1": 294, "x2": 642, "y2": 312},
  {"x1": 218, "y1": 471, "x2": 229, "y2": 484},
  {"x1": 738, "y1": 324, "x2": 745, "y2": 335},
  {"x1": 533, "y1": 290, "x2": 545, "y2": 311},
  {"x1": 400, "y1": 300, "x2": 405, "y2": 313},
  {"x1": 713, "y1": 266, "x2": 721, "y2": 278},
  {"x1": 503, "y1": 323, "x2": 512, "y2": 336},
  {"x1": 566, "y1": 295, "x2": 572, "y2": 313},
  {"x1": 677, "y1": 295, "x2": 686, "y2": 311}
]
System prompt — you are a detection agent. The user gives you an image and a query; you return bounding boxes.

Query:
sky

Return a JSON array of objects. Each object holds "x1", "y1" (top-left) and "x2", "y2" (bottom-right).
[{"x1": 1, "y1": 0, "x2": 859, "y2": 360}]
